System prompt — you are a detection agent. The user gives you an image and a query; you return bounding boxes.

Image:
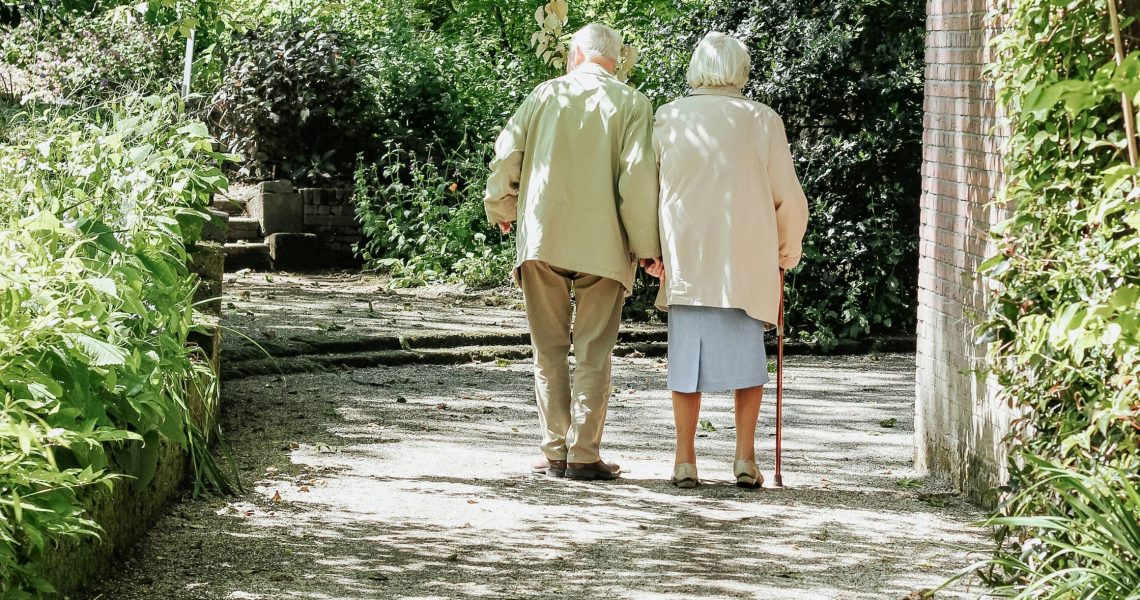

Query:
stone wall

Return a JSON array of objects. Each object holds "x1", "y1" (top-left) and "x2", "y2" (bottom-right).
[
  {"x1": 299, "y1": 187, "x2": 362, "y2": 262},
  {"x1": 915, "y1": 0, "x2": 1009, "y2": 504},
  {"x1": 37, "y1": 247, "x2": 224, "y2": 593}
]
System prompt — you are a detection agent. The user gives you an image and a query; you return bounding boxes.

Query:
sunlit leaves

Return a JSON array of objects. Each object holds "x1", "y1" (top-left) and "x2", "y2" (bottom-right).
[
  {"x1": 0, "y1": 95, "x2": 229, "y2": 595},
  {"x1": 981, "y1": 0, "x2": 1140, "y2": 597}
]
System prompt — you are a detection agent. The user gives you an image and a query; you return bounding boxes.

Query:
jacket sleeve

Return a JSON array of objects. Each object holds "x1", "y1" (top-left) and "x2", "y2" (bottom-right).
[
  {"x1": 617, "y1": 95, "x2": 661, "y2": 259},
  {"x1": 484, "y1": 94, "x2": 533, "y2": 224},
  {"x1": 766, "y1": 113, "x2": 809, "y2": 270}
]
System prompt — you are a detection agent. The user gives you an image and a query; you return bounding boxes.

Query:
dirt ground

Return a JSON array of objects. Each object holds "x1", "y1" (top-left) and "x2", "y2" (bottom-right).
[{"x1": 79, "y1": 276, "x2": 992, "y2": 600}]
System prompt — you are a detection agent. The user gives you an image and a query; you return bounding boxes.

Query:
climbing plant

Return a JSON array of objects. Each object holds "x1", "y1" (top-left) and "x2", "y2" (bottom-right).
[{"x1": 977, "y1": 0, "x2": 1140, "y2": 596}]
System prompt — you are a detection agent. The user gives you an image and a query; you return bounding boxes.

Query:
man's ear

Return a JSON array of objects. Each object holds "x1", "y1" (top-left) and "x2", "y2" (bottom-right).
[{"x1": 567, "y1": 47, "x2": 583, "y2": 72}]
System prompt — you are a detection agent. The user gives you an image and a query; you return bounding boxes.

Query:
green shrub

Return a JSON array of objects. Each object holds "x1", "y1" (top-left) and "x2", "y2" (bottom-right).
[
  {"x1": 354, "y1": 144, "x2": 513, "y2": 288},
  {"x1": 207, "y1": 16, "x2": 376, "y2": 183},
  {"x1": 976, "y1": 0, "x2": 1140, "y2": 595},
  {"x1": 982, "y1": 460, "x2": 1140, "y2": 599},
  {"x1": 0, "y1": 95, "x2": 233, "y2": 596},
  {"x1": 350, "y1": 1, "x2": 923, "y2": 340},
  {"x1": 1, "y1": 12, "x2": 181, "y2": 103}
]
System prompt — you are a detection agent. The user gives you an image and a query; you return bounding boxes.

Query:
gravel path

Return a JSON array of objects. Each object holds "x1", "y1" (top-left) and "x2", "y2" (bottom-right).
[{"x1": 82, "y1": 348, "x2": 990, "y2": 599}]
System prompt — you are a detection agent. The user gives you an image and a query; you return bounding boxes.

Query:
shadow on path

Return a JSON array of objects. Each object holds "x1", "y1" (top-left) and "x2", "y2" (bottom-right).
[{"x1": 84, "y1": 354, "x2": 989, "y2": 600}]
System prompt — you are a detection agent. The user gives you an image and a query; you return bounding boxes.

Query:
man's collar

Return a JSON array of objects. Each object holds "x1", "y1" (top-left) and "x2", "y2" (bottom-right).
[
  {"x1": 574, "y1": 62, "x2": 616, "y2": 78},
  {"x1": 690, "y1": 85, "x2": 745, "y2": 98}
]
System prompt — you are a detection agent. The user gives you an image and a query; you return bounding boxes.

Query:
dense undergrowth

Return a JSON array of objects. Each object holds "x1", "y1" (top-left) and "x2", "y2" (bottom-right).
[
  {"x1": 0, "y1": 95, "x2": 232, "y2": 597},
  {"x1": 976, "y1": 0, "x2": 1140, "y2": 597}
]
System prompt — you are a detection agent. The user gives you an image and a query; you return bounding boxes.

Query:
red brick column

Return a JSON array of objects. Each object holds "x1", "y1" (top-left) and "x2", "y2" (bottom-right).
[{"x1": 915, "y1": 0, "x2": 1009, "y2": 504}]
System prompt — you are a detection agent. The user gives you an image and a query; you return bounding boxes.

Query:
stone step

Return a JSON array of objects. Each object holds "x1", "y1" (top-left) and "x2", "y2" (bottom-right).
[
  {"x1": 227, "y1": 216, "x2": 261, "y2": 242},
  {"x1": 223, "y1": 241, "x2": 271, "y2": 271},
  {"x1": 200, "y1": 209, "x2": 230, "y2": 244},
  {"x1": 211, "y1": 196, "x2": 247, "y2": 216}
]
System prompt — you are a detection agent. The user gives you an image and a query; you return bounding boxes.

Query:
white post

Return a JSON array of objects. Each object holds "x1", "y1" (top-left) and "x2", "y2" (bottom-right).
[{"x1": 181, "y1": 28, "x2": 196, "y2": 99}]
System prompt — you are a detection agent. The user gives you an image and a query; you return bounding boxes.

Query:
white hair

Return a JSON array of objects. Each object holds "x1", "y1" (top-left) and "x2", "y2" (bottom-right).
[
  {"x1": 687, "y1": 32, "x2": 750, "y2": 90},
  {"x1": 570, "y1": 23, "x2": 623, "y2": 62}
]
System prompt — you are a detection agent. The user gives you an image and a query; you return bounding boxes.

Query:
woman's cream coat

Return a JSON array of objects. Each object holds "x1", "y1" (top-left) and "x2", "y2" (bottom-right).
[{"x1": 653, "y1": 87, "x2": 810, "y2": 328}]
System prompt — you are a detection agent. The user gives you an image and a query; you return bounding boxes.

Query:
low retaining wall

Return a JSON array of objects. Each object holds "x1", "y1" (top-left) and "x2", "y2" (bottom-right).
[
  {"x1": 299, "y1": 187, "x2": 362, "y2": 261},
  {"x1": 36, "y1": 244, "x2": 224, "y2": 595}
]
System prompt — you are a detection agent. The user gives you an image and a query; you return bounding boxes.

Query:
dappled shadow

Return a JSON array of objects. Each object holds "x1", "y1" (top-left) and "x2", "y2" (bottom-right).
[{"x1": 85, "y1": 353, "x2": 988, "y2": 600}]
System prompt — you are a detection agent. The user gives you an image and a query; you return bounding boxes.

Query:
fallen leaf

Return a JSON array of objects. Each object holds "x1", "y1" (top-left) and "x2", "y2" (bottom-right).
[
  {"x1": 272, "y1": 491, "x2": 282, "y2": 503},
  {"x1": 446, "y1": 553, "x2": 459, "y2": 562},
  {"x1": 699, "y1": 419, "x2": 717, "y2": 432},
  {"x1": 880, "y1": 417, "x2": 898, "y2": 428},
  {"x1": 299, "y1": 486, "x2": 310, "y2": 493},
  {"x1": 494, "y1": 358, "x2": 510, "y2": 367}
]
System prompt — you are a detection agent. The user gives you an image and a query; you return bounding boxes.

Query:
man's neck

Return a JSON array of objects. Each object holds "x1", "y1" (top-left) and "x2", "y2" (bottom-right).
[{"x1": 575, "y1": 57, "x2": 616, "y2": 74}]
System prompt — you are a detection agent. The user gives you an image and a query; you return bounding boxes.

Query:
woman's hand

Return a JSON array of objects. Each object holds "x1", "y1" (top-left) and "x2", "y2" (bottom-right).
[{"x1": 640, "y1": 257, "x2": 665, "y2": 278}]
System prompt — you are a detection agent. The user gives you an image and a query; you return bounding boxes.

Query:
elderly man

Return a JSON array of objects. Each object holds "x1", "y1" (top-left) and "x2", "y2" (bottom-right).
[{"x1": 484, "y1": 23, "x2": 661, "y2": 481}]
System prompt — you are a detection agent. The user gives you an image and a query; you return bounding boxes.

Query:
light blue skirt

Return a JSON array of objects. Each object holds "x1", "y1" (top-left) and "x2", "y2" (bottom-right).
[{"x1": 667, "y1": 305, "x2": 769, "y2": 393}]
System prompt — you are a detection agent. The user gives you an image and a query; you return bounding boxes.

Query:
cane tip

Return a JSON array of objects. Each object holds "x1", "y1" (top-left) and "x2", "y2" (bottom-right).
[{"x1": 772, "y1": 474, "x2": 784, "y2": 488}]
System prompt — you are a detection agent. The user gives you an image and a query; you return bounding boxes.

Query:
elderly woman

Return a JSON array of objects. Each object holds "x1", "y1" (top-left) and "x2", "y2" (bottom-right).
[{"x1": 648, "y1": 32, "x2": 809, "y2": 489}]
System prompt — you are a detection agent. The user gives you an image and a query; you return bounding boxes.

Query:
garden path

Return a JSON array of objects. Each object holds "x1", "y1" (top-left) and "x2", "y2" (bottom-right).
[{"x1": 84, "y1": 273, "x2": 989, "y2": 600}]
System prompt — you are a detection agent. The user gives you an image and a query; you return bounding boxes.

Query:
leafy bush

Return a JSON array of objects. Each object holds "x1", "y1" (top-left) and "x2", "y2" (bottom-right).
[
  {"x1": 1, "y1": 11, "x2": 181, "y2": 103},
  {"x1": 349, "y1": 1, "x2": 923, "y2": 331},
  {"x1": 975, "y1": 0, "x2": 1140, "y2": 595},
  {"x1": 354, "y1": 144, "x2": 513, "y2": 288},
  {"x1": 207, "y1": 16, "x2": 376, "y2": 183},
  {"x1": 0, "y1": 95, "x2": 232, "y2": 596},
  {"x1": 982, "y1": 460, "x2": 1140, "y2": 598}
]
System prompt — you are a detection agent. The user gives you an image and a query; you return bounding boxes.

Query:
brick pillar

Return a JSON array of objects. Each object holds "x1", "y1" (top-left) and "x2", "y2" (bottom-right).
[{"x1": 915, "y1": 0, "x2": 1009, "y2": 504}]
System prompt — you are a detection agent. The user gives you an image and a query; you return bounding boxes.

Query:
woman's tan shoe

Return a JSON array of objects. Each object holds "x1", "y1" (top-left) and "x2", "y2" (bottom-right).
[
  {"x1": 733, "y1": 459, "x2": 763, "y2": 489},
  {"x1": 671, "y1": 463, "x2": 699, "y2": 488}
]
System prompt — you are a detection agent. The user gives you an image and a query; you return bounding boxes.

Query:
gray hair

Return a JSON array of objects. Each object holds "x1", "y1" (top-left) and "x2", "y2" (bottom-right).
[
  {"x1": 570, "y1": 23, "x2": 623, "y2": 63},
  {"x1": 687, "y1": 32, "x2": 750, "y2": 89}
]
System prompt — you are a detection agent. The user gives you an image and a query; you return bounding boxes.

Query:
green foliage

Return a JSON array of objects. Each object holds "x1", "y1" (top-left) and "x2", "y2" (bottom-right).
[
  {"x1": 354, "y1": 145, "x2": 514, "y2": 288},
  {"x1": 977, "y1": 0, "x2": 1140, "y2": 595},
  {"x1": 0, "y1": 95, "x2": 233, "y2": 595},
  {"x1": 6, "y1": 0, "x2": 924, "y2": 343},
  {"x1": 1, "y1": 11, "x2": 182, "y2": 103},
  {"x1": 982, "y1": 460, "x2": 1140, "y2": 599},
  {"x1": 207, "y1": 15, "x2": 375, "y2": 182}
]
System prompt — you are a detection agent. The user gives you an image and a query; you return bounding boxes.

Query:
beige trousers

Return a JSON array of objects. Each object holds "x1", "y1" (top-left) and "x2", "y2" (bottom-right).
[{"x1": 518, "y1": 260, "x2": 625, "y2": 464}]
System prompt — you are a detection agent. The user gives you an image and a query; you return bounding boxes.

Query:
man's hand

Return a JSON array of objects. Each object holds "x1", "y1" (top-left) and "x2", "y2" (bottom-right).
[
  {"x1": 639, "y1": 257, "x2": 665, "y2": 279},
  {"x1": 498, "y1": 221, "x2": 512, "y2": 234}
]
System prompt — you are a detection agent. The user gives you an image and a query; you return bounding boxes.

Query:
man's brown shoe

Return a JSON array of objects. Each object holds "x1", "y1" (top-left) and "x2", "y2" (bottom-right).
[
  {"x1": 565, "y1": 460, "x2": 621, "y2": 481},
  {"x1": 532, "y1": 457, "x2": 567, "y2": 477}
]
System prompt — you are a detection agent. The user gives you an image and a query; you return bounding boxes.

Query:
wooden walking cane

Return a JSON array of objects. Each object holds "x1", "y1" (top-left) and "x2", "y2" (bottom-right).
[{"x1": 773, "y1": 269, "x2": 785, "y2": 487}]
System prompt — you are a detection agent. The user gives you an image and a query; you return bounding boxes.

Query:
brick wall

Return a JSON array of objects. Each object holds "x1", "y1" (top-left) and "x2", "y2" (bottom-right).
[
  {"x1": 298, "y1": 187, "x2": 363, "y2": 261},
  {"x1": 915, "y1": 0, "x2": 1009, "y2": 504}
]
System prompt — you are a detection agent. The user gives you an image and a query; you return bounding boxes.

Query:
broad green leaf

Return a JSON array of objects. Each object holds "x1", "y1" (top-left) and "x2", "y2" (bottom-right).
[{"x1": 69, "y1": 334, "x2": 127, "y2": 367}]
